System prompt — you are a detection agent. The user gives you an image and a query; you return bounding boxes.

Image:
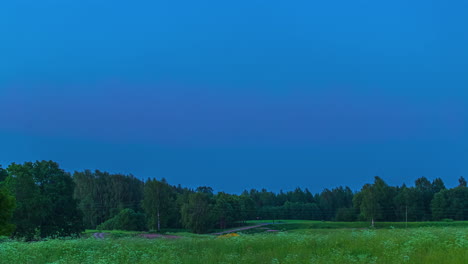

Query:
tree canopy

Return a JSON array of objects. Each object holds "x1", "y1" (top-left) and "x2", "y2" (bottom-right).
[{"x1": 0, "y1": 160, "x2": 466, "y2": 236}]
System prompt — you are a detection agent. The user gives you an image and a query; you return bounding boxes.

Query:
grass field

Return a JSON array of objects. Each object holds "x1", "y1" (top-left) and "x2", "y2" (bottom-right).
[{"x1": 1, "y1": 222, "x2": 467, "y2": 264}]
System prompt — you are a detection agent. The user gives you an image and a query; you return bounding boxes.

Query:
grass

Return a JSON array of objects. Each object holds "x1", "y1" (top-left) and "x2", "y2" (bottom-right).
[
  {"x1": 1, "y1": 223, "x2": 467, "y2": 263},
  {"x1": 248, "y1": 220, "x2": 468, "y2": 230}
]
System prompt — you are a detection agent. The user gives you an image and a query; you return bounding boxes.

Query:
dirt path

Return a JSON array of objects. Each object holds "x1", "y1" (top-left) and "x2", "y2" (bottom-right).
[
  {"x1": 92, "y1": 232, "x2": 181, "y2": 239},
  {"x1": 92, "y1": 223, "x2": 275, "y2": 239},
  {"x1": 212, "y1": 223, "x2": 274, "y2": 235}
]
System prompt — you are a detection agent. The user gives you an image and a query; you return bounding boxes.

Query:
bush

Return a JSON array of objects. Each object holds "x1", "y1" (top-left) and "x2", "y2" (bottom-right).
[{"x1": 97, "y1": 209, "x2": 147, "y2": 231}]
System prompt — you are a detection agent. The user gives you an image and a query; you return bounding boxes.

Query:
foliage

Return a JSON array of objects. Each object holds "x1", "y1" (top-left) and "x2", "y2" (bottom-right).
[
  {"x1": 142, "y1": 178, "x2": 177, "y2": 231},
  {"x1": 0, "y1": 166, "x2": 8, "y2": 182},
  {"x1": 318, "y1": 186, "x2": 353, "y2": 220},
  {"x1": 6, "y1": 161, "x2": 83, "y2": 239},
  {"x1": 431, "y1": 186, "x2": 468, "y2": 220},
  {"x1": 181, "y1": 192, "x2": 214, "y2": 233},
  {"x1": 353, "y1": 177, "x2": 394, "y2": 222},
  {"x1": 0, "y1": 187, "x2": 16, "y2": 236},
  {"x1": 97, "y1": 209, "x2": 146, "y2": 231},
  {"x1": 2, "y1": 160, "x2": 468, "y2": 236},
  {"x1": 459, "y1": 176, "x2": 467, "y2": 187},
  {"x1": 73, "y1": 170, "x2": 144, "y2": 229},
  {"x1": 335, "y1": 207, "x2": 357, "y2": 221}
]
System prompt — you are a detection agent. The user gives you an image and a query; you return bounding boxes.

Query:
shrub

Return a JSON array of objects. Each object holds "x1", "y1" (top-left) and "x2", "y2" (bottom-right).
[{"x1": 97, "y1": 209, "x2": 147, "y2": 231}]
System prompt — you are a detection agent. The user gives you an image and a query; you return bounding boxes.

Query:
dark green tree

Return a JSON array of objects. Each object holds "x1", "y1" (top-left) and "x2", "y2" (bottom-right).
[
  {"x1": 0, "y1": 186, "x2": 16, "y2": 236},
  {"x1": 318, "y1": 186, "x2": 354, "y2": 220},
  {"x1": 213, "y1": 192, "x2": 237, "y2": 229},
  {"x1": 431, "y1": 190, "x2": 448, "y2": 220},
  {"x1": 7, "y1": 161, "x2": 83, "y2": 239},
  {"x1": 238, "y1": 194, "x2": 256, "y2": 223},
  {"x1": 431, "y1": 186, "x2": 468, "y2": 220},
  {"x1": 73, "y1": 170, "x2": 144, "y2": 229},
  {"x1": 354, "y1": 177, "x2": 395, "y2": 225},
  {"x1": 0, "y1": 166, "x2": 8, "y2": 182},
  {"x1": 181, "y1": 192, "x2": 213, "y2": 233},
  {"x1": 142, "y1": 178, "x2": 176, "y2": 231},
  {"x1": 458, "y1": 176, "x2": 467, "y2": 187},
  {"x1": 432, "y1": 178, "x2": 446, "y2": 193}
]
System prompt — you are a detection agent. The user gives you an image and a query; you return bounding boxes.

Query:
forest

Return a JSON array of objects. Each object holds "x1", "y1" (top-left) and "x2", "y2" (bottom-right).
[{"x1": 0, "y1": 160, "x2": 467, "y2": 239}]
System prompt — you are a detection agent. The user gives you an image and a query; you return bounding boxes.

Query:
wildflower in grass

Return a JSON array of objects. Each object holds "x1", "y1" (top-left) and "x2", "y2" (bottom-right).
[{"x1": 217, "y1": 232, "x2": 240, "y2": 238}]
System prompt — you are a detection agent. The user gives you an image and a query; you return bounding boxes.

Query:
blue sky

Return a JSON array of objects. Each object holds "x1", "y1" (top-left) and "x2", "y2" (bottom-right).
[{"x1": 1, "y1": 0, "x2": 467, "y2": 193}]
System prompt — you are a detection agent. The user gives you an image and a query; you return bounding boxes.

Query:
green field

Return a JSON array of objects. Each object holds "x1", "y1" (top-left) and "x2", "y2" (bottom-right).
[{"x1": 1, "y1": 222, "x2": 467, "y2": 264}]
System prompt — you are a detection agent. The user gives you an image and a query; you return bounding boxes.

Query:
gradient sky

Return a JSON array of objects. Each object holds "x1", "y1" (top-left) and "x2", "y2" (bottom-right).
[{"x1": 1, "y1": 0, "x2": 467, "y2": 193}]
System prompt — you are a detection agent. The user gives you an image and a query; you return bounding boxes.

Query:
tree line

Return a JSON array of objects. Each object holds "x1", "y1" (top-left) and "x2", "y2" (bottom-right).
[{"x1": 0, "y1": 160, "x2": 467, "y2": 239}]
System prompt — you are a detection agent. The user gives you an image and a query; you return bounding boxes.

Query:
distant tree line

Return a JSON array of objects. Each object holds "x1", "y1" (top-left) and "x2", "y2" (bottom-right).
[{"x1": 0, "y1": 161, "x2": 467, "y2": 239}]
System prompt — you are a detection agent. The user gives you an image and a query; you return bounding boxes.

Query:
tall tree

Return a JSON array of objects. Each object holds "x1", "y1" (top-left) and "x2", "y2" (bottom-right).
[
  {"x1": 458, "y1": 176, "x2": 467, "y2": 187},
  {"x1": 238, "y1": 194, "x2": 256, "y2": 223},
  {"x1": 142, "y1": 178, "x2": 176, "y2": 231},
  {"x1": 432, "y1": 178, "x2": 446, "y2": 193},
  {"x1": 319, "y1": 186, "x2": 354, "y2": 220},
  {"x1": 73, "y1": 170, "x2": 144, "y2": 229},
  {"x1": 181, "y1": 192, "x2": 213, "y2": 233},
  {"x1": 0, "y1": 186, "x2": 16, "y2": 236},
  {"x1": 354, "y1": 177, "x2": 394, "y2": 225},
  {"x1": 73, "y1": 170, "x2": 98, "y2": 228},
  {"x1": 213, "y1": 192, "x2": 237, "y2": 229},
  {"x1": 7, "y1": 161, "x2": 83, "y2": 239},
  {"x1": 6, "y1": 162, "x2": 44, "y2": 239},
  {"x1": 0, "y1": 166, "x2": 8, "y2": 182},
  {"x1": 431, "y1": 186, "x2": 468, "y2": 220}
]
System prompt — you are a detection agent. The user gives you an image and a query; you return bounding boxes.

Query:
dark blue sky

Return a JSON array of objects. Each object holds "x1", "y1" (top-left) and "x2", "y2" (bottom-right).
[{"x1": 1, "y1": 0, "x2": 467, "y2": 193}]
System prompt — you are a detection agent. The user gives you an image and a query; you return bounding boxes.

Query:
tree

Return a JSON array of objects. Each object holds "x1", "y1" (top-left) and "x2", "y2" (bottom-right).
[
  {"x1": 196, "y1": 186, "x2": 213, "y2": 195},
  {"x1": 181, "y1": 192, "x2": 213, "y2": 233},
  {"x1": 0, "y1": 187, "x2": 16, "y2": 236},
  {"x1": 458, "y1": 176, "x2": 467, "y2": 187},
  {"x1": 353, "y1": 177, "x2": 394, "y2": 225},
  {"x1": 213, "y1": 192, "x2": 237, "y2": 229},
  {"x1": 431, "y1": 190, "x2": 448, "y2": 220},
  {"x1": 354, "y1": 184, "x2": 379, "y2": 225},
  {"x1": 238, "y1": 194, "x2": 256, "y2": 223},
  {"x1": 290, "y1": 187, "x2": 307, "y2": 203},
  {"x1": 432, "y1": 178, "x2": 446, "y2": 193},
  {"x1": 318, "y1": 186, "x2": 354, "y2": 221},
  {"x1": 318, "y1": 189, "x2": 335, "y2": 220},
  {"x1": 73, "y1": 170, "x2": 144, "y2": 229},
  {"x1": 73, "y1": 170, "x2": 98, "y2": 229},
  {"x1": 142, "y1": 178, "x2": 176, "y2": 231},
  {"x1": 414, "y1": 177, "x2": 434, "y2": 220},
  {"x1": 393, "y1": 185, "x2": 409, "y2": 221},
  {"x1": 0, "y1": 166, "x2": 8, "y2": 182},
  {"x1": 7, "y1": 161, "x2": 83, "y2": 239},
  {"x1": 431, "y1": 186, "x2": 468, "y2": 220},
  {"x1": 6, "y1": 162, "x2": 44, "y2": 239}
]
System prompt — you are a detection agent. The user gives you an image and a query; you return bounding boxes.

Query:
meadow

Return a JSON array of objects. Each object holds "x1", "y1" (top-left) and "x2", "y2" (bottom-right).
[{"x1": 0, "y1": 222, "x2": 467, "y2": 264}]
